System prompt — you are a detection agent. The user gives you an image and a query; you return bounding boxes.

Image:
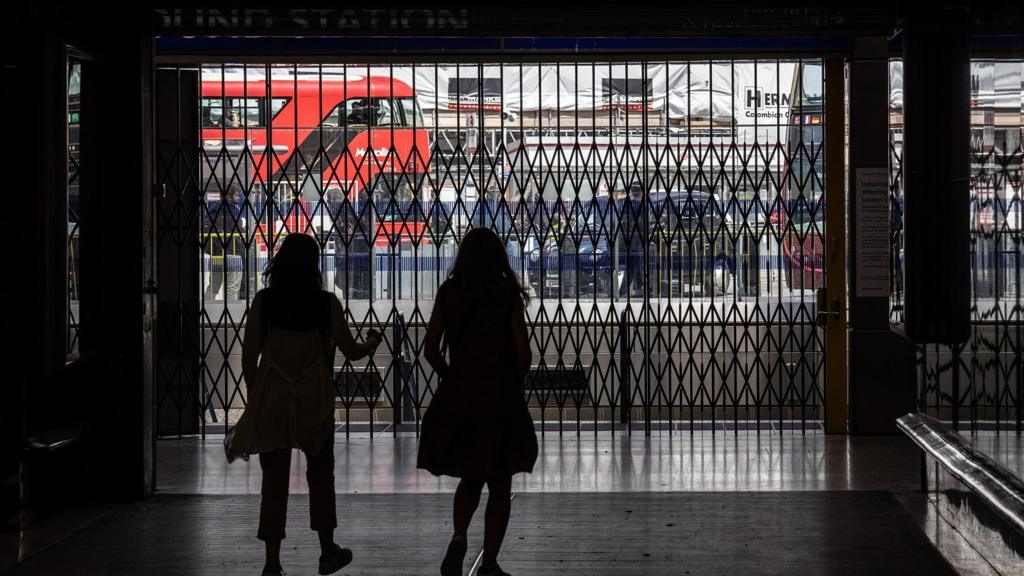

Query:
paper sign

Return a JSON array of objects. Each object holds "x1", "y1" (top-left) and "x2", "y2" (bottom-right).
[{"x1": 855, "y1": 168, "x2": 891, "y2": 298}]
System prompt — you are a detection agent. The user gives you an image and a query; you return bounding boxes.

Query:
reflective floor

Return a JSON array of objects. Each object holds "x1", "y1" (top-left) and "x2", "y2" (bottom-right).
[
  {"x1": 7, "y1": 432, "x2": 1020, "y2": 575},
  {"x1": 963, "y1": 430, "x2": 1024, "y2": 477},
  {"x1": 150, "y1": 431, "x2": 1018, "y2": 575},
  {"x1": 157, "y1": 431, "x2": 923, "y2": 495},
  {"x1": 6, "y1": 492, "x2": 958, "y2": 576}
]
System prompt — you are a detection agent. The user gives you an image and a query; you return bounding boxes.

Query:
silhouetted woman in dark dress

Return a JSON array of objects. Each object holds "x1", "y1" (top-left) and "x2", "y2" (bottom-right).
[{"x1": 417, "y1": 227, "x2": 538, "y2": 576}]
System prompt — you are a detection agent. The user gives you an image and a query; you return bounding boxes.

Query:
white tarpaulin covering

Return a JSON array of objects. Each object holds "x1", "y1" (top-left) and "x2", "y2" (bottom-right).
[
  {"x1": 888, "y1": 60, "x2": 1024, "y2": 111},
  {"x1": 378, "y1": 62, "x2": 800, "y2": 124},
  {"x1": 204, "y1": 62, "x2": 807, "y2": 125},
  {"x1": 969, "y1": 60, "x2": 1024, "y2": 110},
  {"x1": 889, "y1": 60, "x2": 903, "y2": 109}
]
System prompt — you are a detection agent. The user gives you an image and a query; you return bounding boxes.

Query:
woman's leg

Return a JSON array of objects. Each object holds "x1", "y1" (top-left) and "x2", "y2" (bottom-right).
[
  {"x1": 481, "y1": 475, "x2": 513, "y2": 567},
  {"x1": 440, "y1": 478, "x2": 483, "y2": 574},
  {"x1": 258, "y1": 449, "x2": 293, "y2": 571},
  {"x1": 306, "y1": 435, "x2": 338, "y2": 556},
  {"x1": 452, "y1": 478, "x2": 485, "y2": 540}
]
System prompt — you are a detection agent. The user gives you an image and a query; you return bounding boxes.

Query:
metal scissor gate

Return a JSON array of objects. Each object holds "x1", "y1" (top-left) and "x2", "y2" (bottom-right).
[
  {"x1": 889, "y1": 58, "x2": 1024, "y2": 431},
  {"x1": 153, "y1": 58, "x2": 829, "y2": 436}
]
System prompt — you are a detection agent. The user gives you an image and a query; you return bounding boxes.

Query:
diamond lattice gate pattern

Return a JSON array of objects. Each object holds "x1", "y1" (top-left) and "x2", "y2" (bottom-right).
[
  {"x1": 154, "y1": 60, "x2": 828, "y2": 436},
  {"x1": 890, "y1": 59, "x2": 1024, "y2": 431}
]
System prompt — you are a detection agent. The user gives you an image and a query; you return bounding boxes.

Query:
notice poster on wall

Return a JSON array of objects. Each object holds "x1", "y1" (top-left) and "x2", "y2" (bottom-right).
[{"x1": 855, "y1": 168, "x2": 891, "y2": 298}]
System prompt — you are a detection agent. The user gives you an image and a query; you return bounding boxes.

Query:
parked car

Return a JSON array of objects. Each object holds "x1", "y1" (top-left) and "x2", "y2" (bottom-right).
[{"x1": 526, "y1": 189, "x2": 735, "y2": 298}]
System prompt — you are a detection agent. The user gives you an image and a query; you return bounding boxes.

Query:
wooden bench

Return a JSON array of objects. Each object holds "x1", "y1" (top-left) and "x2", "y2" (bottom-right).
[
  {"x1": 526, "y1": 366, "x2": 589, "y2": 394},
  {"x1": 332, "y1": 312, "x2": 419, "y2": 428},
  {"x1": 333, "y1": 369, "x2": 383, "y2": 400},
  {"x1": 897, "y1": 412, "x2": 1024, "y2": 536},
  {"x1": 332, "y1": 369, "x2": 386, "y2": 427},
  {"x1": 333, "y1": 365, "x2": 417, "y2": 426}
]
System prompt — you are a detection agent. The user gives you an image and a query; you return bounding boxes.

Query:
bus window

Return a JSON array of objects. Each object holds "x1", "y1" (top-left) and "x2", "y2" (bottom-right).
[
  {"x1": 321, "y1": 105, "x2": 342, "y2": 128},
  {"x1": 233, "y1": 97, "x2": 256, "y2": 126},
  {"x1": 374, "y1": 98, "x2": 396, "y2": 126},
  {"x1": 399, "y1": 97, "x2": 425, "y2": 127},
  {"x1": 332, "y1": 97, "x2": 424, "y2": 128},
  {"x1": 201, "y1": 97, "x2": 289, "y2": 128},
  {"x1": 201, "y1": 98, "x2": 223, "y2": 127},
  {"x1": 801, "y1": 124, "x2": 824, "y2": 146},
  {"x1": 344, "y1": 98, "x2": 371, "y2": 125},
  {"x1": 378, "y1": 97, "x2": 427, "y2": 127},
  {"x1": 798, "y1": 63, "x2": 824, "y2": 105},
  {"x1": 269, "y1": 97, "x2": 289, "y2": 119}
]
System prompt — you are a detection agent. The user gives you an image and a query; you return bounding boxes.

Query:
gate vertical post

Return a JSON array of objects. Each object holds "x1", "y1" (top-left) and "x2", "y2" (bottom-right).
[
  {"x1": 824, "y1": 57, "x2": 848, "y2": 434},
  {"x1": 155, "y1": 69, "x2": 200, "y2": 439},
  {"x1": 393, "y1": 311, "x2": 403, "y2": 433},
  {"x1": 618, "y1": 309, "x2": 631, "y2": 425}
]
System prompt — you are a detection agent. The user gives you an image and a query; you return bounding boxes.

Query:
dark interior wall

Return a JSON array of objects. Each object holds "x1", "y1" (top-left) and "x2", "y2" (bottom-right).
[
  {"x1": 0, "y1": 16, "x2": 30, "y2": 551},
  {"x1": 3, "y1": 4, "x2": 154, "y2": 541},
  {"x1": 87, "y1": 28, "x2": 154, "y2": 501},
  {"x1": 3, "y1": 6, "x2": 74, "y2": 540}
]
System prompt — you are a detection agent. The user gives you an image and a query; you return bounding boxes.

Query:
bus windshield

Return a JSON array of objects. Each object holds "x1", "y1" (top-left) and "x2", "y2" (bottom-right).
[{"x1": 323, "y1": 97, "x2": 424, "y2": 128}]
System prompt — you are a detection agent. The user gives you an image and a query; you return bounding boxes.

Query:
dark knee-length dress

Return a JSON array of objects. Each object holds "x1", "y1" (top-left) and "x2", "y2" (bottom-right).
[{"x1": 417, "y1": 282, "x2": 537, "y2": 481}]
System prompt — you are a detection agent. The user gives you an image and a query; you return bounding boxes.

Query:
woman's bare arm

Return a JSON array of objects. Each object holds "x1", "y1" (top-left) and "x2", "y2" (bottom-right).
[
  {"x1": 423, "y1": 296, "x2": 447, "y2": 380},
  {"x1": 330, "y1": 295, "x2": 379, "y2": 360},
  {"x1": 511, "y1": 298, "x2": 531, "y2": 380},
  {"x1": 241, "y1": 291, "x2": 264, "y2": 387}
]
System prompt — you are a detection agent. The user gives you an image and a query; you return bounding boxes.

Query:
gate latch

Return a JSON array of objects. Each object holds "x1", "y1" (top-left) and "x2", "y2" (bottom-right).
[{"x1": 815, "y1": 287, "x2": 840, "y2": 327}]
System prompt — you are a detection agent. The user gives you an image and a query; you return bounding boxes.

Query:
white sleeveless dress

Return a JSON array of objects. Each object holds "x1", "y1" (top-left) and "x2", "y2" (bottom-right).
[{"x1": 224, "y1": 291, "x2": 337, "y2": 462}]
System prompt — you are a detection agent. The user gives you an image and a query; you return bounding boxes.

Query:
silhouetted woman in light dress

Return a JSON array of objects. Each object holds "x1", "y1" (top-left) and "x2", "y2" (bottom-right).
[
  {"x1": 225, "y1": 233, "x2": 381, "y2": 576},
  {"x1": 417, "y1": 228, "x2": 538, "y2": 576}
]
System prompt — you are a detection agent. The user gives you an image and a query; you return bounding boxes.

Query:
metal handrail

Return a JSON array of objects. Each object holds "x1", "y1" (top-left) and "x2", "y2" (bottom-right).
[{"x1": 898, "y1": 412, "x2": 1024, "y2": 537}]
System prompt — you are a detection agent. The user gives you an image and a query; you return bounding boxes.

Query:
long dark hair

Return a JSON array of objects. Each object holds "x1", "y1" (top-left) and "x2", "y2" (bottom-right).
[
  {"x1": 261, "y1": 233, "x2": 327, "y2": 332},
  {"x1": 448, "y1": 227, "x2": 529, "y2": 306},
  {"x1": 263, "y1": 233, "x2": 323, "y2": 293}
]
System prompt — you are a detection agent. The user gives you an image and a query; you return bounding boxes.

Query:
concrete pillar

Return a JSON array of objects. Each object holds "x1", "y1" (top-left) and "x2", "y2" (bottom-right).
[{"x1": 847, "y1": 37, "x2": 917, "y2": 434}]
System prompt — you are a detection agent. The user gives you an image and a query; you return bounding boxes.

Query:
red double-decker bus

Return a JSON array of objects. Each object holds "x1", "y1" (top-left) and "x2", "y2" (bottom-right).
[
  {"x1": 773, "y1": 61, "x2": 825, "y2": 291},
  {"x1": 199, "y1": 69, "x2": 431, "y2": 249}
]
